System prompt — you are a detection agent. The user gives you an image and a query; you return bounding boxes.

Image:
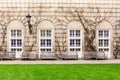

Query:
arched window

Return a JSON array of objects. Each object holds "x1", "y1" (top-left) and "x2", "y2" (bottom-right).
[
  {"x1": 7, "y1": 20, "x2": 24, "y2": 58},
  {"x1": 37, "y1": 20, "x2": 54, "y2": 54},
  {"x1": 67, "y1": 21, "x2": 84, "y2": 58},
  {"x1": 97, "y1": 21, "x2": 112, "y2": 58}
]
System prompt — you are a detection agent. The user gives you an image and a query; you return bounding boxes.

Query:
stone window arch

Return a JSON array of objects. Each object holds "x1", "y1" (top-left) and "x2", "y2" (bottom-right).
[
  {"x1": 7, "y1": 20, "x2": 24, "y2": 58},
  {"x1": 37, "y1": 20, "x2": 54, "y2": 56},
  {"x1": 67, "y1": 21, "x2": 84, "y2": 59},
  {"x1": 97, "y1": 20, "x2": 113, "y2": 58}
]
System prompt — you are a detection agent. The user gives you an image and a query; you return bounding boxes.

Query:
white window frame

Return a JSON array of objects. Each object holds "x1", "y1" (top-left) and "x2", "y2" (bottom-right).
[
  {"x1": 39, "y1": 29, "x2": 53, "y2": 52},
  {"x1": 98, "y1": 29, "x2": 110, "y2": 53},
  {"x1": 9, "y1": 29, "x2": 23, "y2": 53},
  {"x1": 68, "y1": 29, "x2": 82, "y2": 52}
]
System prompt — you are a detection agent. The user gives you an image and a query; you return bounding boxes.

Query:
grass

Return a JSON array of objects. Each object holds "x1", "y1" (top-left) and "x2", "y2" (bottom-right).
[{"x1": 0, "y1": 64, "x2": 120, "y2": 80}]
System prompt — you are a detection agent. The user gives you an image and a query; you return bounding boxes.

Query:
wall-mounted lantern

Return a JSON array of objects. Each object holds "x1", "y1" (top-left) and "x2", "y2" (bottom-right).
[{"x1": 26, "y1": 13, "x2": 32, "y2": 34}]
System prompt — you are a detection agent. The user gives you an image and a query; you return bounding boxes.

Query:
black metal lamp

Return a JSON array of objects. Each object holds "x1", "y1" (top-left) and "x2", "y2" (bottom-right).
[
  {"x1": 26, "y1": 13, "x2": 31, "y2": 23},
  {"x1": 26, "y1": 13, "x2": 32, "y2": 34}
]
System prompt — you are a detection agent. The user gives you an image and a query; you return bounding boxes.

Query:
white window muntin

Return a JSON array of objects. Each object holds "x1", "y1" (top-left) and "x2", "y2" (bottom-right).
[
  {"x1": 98, "y1": 29, "x2": 110, "y2": 52},
  {"x1": 11, "y1": 30, "x2": 22, "y2": 38},
  {"x1": 39, "y1": 29, "x2": 52, "y2": 52},
  {"x1": 70, "y1": 39, "x2": 81, "y2": 48},
  {"x1": 98, "y1": 40, "x2": 109, "y2": 48},
  {"x1": 10, "y1": 39, "x2": 22, "y2": 48},
  {"x1": 98, "y1": 30, "x2": 110, "y2": 39},
  {"x1": 70, "y1": 30, "x2": 81, "y2": 38},
  {"x1": 40, "y1": 30, "x2": 51, "y2": 38},
  {"x1": 68, "y1": 29, "x2": 82, "y2": 52},
  {"x1": 9, "y1": 29, "x2": 23, "y2": 52}
]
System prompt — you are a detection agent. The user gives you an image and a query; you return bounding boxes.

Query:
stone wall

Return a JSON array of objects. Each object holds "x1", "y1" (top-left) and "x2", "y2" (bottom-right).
[{"x1": 0, "y1": 1, "x2": 119, "y2": 58}]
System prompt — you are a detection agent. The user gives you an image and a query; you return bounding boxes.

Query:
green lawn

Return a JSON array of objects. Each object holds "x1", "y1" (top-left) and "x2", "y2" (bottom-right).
[{"x1": 0, "y1": 64, "x2": 120, "y2": 80}]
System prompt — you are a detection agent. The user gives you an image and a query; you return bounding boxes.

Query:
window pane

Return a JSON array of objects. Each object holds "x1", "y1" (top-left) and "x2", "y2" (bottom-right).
[
  {"x1": 46, "y1": 49, "x2": 51, "y2": 52},
  {"x1": 17, "y1": 30, "x2": 22, "y2": 37},
  {"x1": 99, "y1": 39, "x2": 103, "y2": 47},
  {"x1": 47, "y1": 30, "x2": 51, "y2": 37},
  {"x1": 17, "y1": 39, "x2": 22, "y2": 47},
  {"x1": 41, "y1": 30, "x2": 45, "y2": 37},
  {"x1": 41, "y1": 49, "x2": 45, "y2": 52},
  {"x1": 76, "y1": 30, "x2": 81, "y2": 37},
  {"x1": 11, "y1": 30, "x2": 16, "y2": 37},
  {"x1": 76, "y1": 48, "x2": 81, "y2": 51},
  {"x1": 41, "y1": 39, "x2": 45, "y2": 47},
  {"x1": 11, "y1": 30, "x2": 14, "y2": 37},
  {"x1": 99, "y1": 48, "x2": 103, "y2": 52},
  {"x1": 70, "y1": 39, "x2": 74, "y2": 47},
  {"x1": 104, "y1": 40, "x2": 109, "y2": 47},
  {"x1": 104, "y1": 30, "x2": 109, "y2": 37},
  {"x1": 11, "y1": 49, "x2": 16, "y2": 52},
  {"x1": 76, "y1": 39, "x2": 80, "y2": 47},
  {"x1": 99, "y1": 30, "x2": 103, "y2": 37},
  {"x1": 70, "y1": 48, "x2": 75, "y2": 51},
  {"x1": 17, "y1": 48, "x2": 22, "y2": 52},
  {"x1": 47, "y1": 39, "x2": 51, "y2": 47},
  {"x1": 11, "y1": 39, "x2": 16, "y2": 47},
  {"x1": 70, "y1": 30, "x2": 74, "y2": 37},
  {"x1": 104, "y1": 48, "x2": 109, "y2": 52}
]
